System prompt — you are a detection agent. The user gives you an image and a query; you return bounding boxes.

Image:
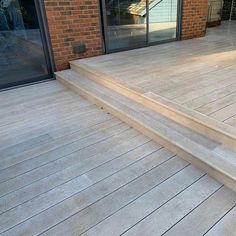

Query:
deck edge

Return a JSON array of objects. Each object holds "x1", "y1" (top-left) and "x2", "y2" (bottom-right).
[{"x1": 70, "y1": 61, "x2": 236, "y2": 151}]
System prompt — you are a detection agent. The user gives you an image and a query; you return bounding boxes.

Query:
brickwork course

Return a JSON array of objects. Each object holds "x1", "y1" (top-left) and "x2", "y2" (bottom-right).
[
  {"x1": 44, "y1": 0, "x2": 102, "y2": 71},
  {"x1": 181, "y1": 0, "x2": 208, "y2": 40}
]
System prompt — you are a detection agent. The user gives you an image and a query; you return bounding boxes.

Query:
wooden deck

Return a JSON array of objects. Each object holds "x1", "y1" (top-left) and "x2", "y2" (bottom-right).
[
  {"x1": 76, "y1": 21, "x2": 236, "y2": 129},
  {"x1": 0, "y1": 81, "x2": 236, "y2": 236}
]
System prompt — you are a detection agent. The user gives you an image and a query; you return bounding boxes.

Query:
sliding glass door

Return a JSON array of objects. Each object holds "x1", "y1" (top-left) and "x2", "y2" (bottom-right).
[
  {"x1": 102, "y1": 0, "x2": 147, "y2": 51},
  {"x1": 101, "y1": 0, "x2": 180, "y2": 52},
  {"x1": 0, "y1": 0, "x2": 52, "y2": 89}
]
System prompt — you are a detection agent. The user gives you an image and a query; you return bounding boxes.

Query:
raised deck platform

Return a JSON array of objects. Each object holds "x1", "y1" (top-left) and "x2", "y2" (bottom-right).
[
  {"x1": 56, "y1": 21, "x2": 236, "y2": 194},
  {"x1": 0, "y1": 81, "x2": 236, "y2": 235},
  {"x1": 73, "y1": 21, "x2": 236, "y2": 130}
]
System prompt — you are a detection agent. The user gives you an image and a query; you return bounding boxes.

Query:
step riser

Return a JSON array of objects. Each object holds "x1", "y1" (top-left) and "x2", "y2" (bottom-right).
[
  {"x1": 70, "y1": 62, "x2": 236, "y2": 151},
  {"x1": 57, "y1": 74, "x2": 236, "y2": 192}
]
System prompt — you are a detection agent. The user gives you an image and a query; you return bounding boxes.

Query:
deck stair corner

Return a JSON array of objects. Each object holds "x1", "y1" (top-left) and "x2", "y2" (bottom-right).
[{"x1": 56, "y1": 67, "x2": 236, "y2": 193}]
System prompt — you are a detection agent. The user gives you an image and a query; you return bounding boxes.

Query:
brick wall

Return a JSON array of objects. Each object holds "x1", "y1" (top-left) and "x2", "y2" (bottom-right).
[
  {"x1": 44, "y1": 0, "x2": 102, "y2": 71},
  {"x1": 181, "y1": 0, "x2": 208, "y2": 40}
]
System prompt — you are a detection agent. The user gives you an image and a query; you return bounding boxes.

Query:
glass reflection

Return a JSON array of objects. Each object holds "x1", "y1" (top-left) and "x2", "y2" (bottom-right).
[
  {"x1": 148, "y1": 0, "x2": 177, "y2": 43},
  {"x1": 105, "y1": 0, "x2": 147, "y2": 51},
  {"x1": 0, "y1": 0, "x2": 49, "y2": 88}
]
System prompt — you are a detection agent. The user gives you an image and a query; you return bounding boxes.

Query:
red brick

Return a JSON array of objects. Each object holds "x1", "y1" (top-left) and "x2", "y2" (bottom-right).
[
  {"x1": 181, "y1": 0, "x2": 208, "y2": 40},
  {"x1": 44, "y1": 0, "x2": 102, "y2": 71}
]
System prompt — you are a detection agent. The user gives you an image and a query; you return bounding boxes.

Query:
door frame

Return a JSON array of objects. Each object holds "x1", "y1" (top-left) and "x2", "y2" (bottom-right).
[
  {"x1": 0, "y1": 0, "x2": 54, "y2": 90},
  {"x1": 100, "y1": 0, "x2": 182, "y2": 53},
  {"x1": 36, "y1": 0, "x2": 55, "y2": 77}
]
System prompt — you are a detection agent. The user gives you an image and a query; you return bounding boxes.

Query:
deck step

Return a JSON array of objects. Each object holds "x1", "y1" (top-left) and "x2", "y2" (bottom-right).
[
  {"x1": 56, "y1": 69, "x2": 236, "y2": 192},
  {"x1": 70, "y1": 60, "x2": 236, "y2": 151}
]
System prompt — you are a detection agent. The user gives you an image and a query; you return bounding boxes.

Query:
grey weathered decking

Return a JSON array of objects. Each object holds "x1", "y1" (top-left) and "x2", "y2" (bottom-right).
[
  {"x1": 0, "y1": 81, "x2": 235, "y2": 236},
  {"x1": 77, "y1": 21, "x2": 236, "y2": 129}
]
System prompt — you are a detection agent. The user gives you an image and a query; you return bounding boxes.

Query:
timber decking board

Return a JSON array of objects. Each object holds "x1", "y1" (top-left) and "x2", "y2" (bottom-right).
[
  {"x1": 164, "y1": 186, "x2": 236, "y2": 236},
  {"x1": 205, "y1": 206, "x2": 236, "y2": 236},
  {"x1": 1, "y1": 81, "x2": 235, "y2": 235},
  {"x1": 74, "y1": 21, "x2": 236, "y2": 128}
]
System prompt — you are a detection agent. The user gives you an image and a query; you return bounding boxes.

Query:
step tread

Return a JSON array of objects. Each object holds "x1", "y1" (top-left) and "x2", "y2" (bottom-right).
[
  {"x1": 56, "y1": 70, "x2": 236, "y2": 189},
  {"x1": 144, "y1": 91, "x2": 236, "y2": 139}
]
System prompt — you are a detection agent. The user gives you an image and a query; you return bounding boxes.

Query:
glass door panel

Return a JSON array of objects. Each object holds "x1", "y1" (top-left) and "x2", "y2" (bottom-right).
[
  {"x1": 148, "y1": 0, "x2": 178, "y2": 43},
  {"x1": 0, "y1": 0, "x2": 51, "y2": 89},
  {"x1": 103, "y1": 0, "x2": 147, "y2": 52}
]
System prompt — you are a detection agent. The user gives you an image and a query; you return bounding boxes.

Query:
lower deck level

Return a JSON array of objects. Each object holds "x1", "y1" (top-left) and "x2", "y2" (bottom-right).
[{"x1": 0, "y1": 81, "x2": 235, "y2": 235}]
